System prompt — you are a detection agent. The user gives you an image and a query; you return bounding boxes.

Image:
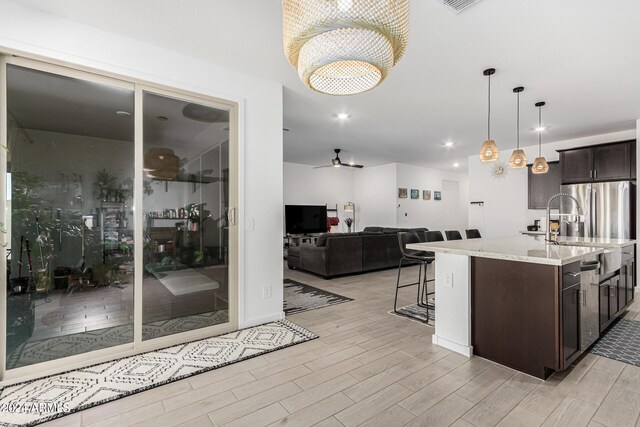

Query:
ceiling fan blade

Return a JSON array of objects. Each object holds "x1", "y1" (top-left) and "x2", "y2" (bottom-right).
[
  {"x1": 343, "y1": 164, "x2": 364, "y2": 168},
  {"x1": 313, "y1": 165, "x2": 334, "y2": 169}
]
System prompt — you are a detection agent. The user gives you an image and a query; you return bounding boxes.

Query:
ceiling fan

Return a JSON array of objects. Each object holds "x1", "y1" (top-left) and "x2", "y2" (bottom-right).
[{"x1": 314, "y1": 149, "x2": 364, "y2": 169}]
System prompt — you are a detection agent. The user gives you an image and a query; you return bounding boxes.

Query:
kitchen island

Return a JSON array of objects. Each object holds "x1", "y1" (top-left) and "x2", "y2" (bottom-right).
[{"x1": 407, "y1": 236, "x2": 635, "y2": 379}]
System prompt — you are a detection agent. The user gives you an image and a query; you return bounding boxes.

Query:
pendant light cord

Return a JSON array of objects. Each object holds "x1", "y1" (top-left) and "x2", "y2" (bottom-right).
[
  {"x1": 487, "y1": 74, "x2": 491, "y2": 140},
  {"x1": 538, "y1": 106, "x2": 542, "y2": 157},
  {"x1": 516, "y1": 92, "x2": 520, "y2": 149}
]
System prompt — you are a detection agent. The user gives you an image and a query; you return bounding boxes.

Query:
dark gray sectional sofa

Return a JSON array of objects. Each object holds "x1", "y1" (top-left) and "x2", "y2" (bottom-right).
[{"x1": 287, "y1": 227, "x2": 427, "y2": 279}]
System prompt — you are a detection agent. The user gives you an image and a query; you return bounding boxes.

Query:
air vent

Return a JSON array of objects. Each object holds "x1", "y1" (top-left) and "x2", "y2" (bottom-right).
[{"x1": 439, "y1": 0, "x2": 482, "y2": 14}]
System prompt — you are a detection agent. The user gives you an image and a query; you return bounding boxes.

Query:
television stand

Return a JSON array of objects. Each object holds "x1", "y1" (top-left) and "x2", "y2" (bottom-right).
[{"x1": 286, "y1": 233, "x2": 321, "y2": 247}]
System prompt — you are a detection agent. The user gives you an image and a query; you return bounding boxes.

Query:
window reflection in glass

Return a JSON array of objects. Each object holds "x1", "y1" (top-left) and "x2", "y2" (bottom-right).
[
  {"x1": 6, "y1": 65, "x2": 135, "y2": 369},
  {"x1": 142, "y1": 92, "x2": 229, "y2": 340}
]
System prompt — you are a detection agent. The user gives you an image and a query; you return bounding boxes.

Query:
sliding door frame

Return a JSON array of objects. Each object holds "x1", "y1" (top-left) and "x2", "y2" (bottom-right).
[{"x1": 0, "y1": 54, "x2": 239, "y2": 385}]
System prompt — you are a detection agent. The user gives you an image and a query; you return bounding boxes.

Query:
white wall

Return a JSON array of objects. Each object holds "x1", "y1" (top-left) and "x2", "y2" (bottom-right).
[
  {"x1": 396, "y1": 164, "x2": 469, "y2": 232},
  {"x1": 283, "y1": 162, "x2": 354, "y2": 232},
  {"x1": 352, "y1": 163, "x2": 398, "y2": 230},
  {"x1": 468, "y1": 129, "x2": 636, "y2": 238},
  {"x1": 283, "y1": 162, "x2": 470, "y2": 233},
  {"x1": 0, "y1": 0, "x2": 284, "y2": 328}
]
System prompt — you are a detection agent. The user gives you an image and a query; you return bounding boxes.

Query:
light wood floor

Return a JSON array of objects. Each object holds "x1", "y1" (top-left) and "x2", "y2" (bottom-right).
[{"x1": 42, "y1": 263, "x2": 640, "y2": 427}]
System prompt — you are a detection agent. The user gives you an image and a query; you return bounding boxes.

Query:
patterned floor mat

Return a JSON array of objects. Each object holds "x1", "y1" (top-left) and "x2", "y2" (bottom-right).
[
  {"x1": 0, "y1": 319, "x2": 317, "y2": 426},
  {"x1": 590, "y1": 318, "x2": 640, "y2": 367},
  {"x1": 284, "y1": 279, "x2": 353, "y2": 315}
]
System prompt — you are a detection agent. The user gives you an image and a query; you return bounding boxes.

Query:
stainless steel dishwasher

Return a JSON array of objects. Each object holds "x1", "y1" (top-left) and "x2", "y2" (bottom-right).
[{"x1": 580, "y1": 255, "x2": 600, "y2": 351}]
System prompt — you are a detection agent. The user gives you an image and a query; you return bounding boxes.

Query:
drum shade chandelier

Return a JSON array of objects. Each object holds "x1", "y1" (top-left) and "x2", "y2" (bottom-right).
[
  {"x1": 282, "y1": 0, "x2": 410, "y2": 95},
  {"x1": 531, "y1": 102, "x2": 549, "y2": 174},
  {"x1": 508, "y1": 86, "x2": 527, "y2": 169},
  {"x1": 479, "y1": 68, "x2": 499, "y2": 162},
  {"x1": 144, "y1": 147, "x2": 180, "y2": 180}
]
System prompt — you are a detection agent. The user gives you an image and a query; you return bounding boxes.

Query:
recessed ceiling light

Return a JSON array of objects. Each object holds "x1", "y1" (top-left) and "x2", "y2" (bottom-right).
[
  {"x1": 535, "y1": 126, "x2": 546, "y2": 132},
  {"x1": 337, "y1": 113, "x2": 350, "y2": 120},
  {"x1": 444, "y1": 141, "x2": 454, "y2": 148},
  {"x1": 116, "y1": 110, "x2": 131, "y2": 116},
  {"x1": 453, "y1": 162, "x2": 460, "y2": 168}
]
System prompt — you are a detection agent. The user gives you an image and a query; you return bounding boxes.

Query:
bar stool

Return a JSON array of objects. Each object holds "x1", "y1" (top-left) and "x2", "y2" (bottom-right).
[
  {"x1": 394, "y1": 231, "x2": 435, "y2": 321},
  {"x1": 419, "y1": 231, "x2": 443, "y2": 307},
  {"x1": 466, "y1": 229, "x2": 482, "y2": 239},
  {"x1": 445, "y1": 230, "x2": 463, "y2": 240}
]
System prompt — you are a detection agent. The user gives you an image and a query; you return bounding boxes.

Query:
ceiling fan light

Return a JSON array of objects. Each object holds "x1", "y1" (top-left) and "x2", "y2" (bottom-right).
[
  {"x1": 508, "y1": 149, "x2": 527, "y2": 169},
  {"x1": 479, "y1": 139, "x2": 499, "y2": 162},
  {"x1": 283, "y1": 0, "x2": 409, "y2": 95},
  {"x1": 531, "y1": 157, "x2": 549, "y2": 174}
]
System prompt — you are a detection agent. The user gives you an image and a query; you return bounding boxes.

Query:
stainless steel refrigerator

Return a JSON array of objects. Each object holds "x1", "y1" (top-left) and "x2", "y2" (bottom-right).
[{"x1": 560, "y1": 181, "x2": 635, "y2": 239}]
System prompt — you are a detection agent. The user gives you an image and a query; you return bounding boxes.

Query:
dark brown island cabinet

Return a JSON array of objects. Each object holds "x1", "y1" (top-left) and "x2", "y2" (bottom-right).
[
  {"x1": 558, "y1": 140, "x2": 636, "y2": 184},
  {"x1": 472, "y1": 245, "x2": 635, "y2": 379}
]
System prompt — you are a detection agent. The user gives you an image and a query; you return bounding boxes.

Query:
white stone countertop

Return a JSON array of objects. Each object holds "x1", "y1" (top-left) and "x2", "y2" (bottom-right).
[
  {"x1": 407, "y1": 236, "x2": 604, "y2": 266},
  {"x1": 554, "y1": 236, "x2": 636, "y2": 249}
]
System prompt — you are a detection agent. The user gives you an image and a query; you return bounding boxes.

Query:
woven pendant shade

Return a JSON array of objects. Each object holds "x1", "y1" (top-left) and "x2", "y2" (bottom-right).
[
  {"x1": 509, "y1": 86, "x2": 527, "y2": 169},
  {"x1": 531, "y1": 101, "x2": 549, "y2": 174},
  {"x1": 479, "y1": 139, "x2": 499, "y2": 162},
  {"x1": 144, "y1": 147, "x2": 180, "y2": 180},
  {"x1": 508, "y1": 149, "x2": 527, "y2": 169},
  {"x1": 283, "y1": 0, "x2": 409, "y2": 95},
  {"x1": 532, "y1": 156, "x2": 549, "y2": 174}
]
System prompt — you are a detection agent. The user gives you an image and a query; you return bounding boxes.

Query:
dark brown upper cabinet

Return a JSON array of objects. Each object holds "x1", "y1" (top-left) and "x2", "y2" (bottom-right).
[
  {"x1": 593, "y1": 143, "x2": 631, "y2": 181},
  {"x1": 558, "y1": 140, "x2": 636, "y2": 184},
  {"x1": 528, "y1": 161, "x2": 561, "y2": 209},
  {"x1": 559, "y1": 148, "x2": 593, "y2": 184}
]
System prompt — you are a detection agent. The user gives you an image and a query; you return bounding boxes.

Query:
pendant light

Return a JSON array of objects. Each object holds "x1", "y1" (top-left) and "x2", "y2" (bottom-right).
[
  {"x1": 508, "y1": 86, "x2": 527, "y2": 168},
  {"x1": 479, "y1": 68, "x2": 499, "y2": 162},
  {"x1": 282, "y1": 0, "x2": 410, "y2": 96},
  {"x1": 531, "y1": 101, "x2": 549, "y2": 174}
]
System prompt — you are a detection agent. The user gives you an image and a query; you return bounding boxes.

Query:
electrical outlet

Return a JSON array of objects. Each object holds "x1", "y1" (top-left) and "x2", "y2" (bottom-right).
[
  {"x1": 445, "y1": 272, "x2": 453, "y2": 288},
  {"x1": 262, "y1": 285, "x2": 272, "y2": 299}
]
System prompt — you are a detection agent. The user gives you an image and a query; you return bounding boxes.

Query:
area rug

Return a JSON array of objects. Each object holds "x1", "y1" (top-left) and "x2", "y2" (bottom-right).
[
  {"x1": 156, "y1": 269, "x2": 220, "y2": 296},
  {"x1": 284, "y1": 279, "x2": 353, "y2": 315},
  {"x1": 389, "y1": 302, "x2": 435, "y2": 325},
  {"x1": 590, "y1": 318, "x2": 640, "y2": 367},
  {"x1": 7, "y1": 311, "x2": 230, "y2": 370},
  {"x1": 0, "y1": 319, "x2": 317, "y2": 427}
]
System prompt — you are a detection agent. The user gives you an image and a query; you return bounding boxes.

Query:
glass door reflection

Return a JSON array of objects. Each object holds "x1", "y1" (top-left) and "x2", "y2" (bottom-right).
[
  {"x1": 6, "y1": 64, "x2": 135, "y2": 369},
  {"x1": 142, "y1": 92, "x2": 229, "y2": 340}
]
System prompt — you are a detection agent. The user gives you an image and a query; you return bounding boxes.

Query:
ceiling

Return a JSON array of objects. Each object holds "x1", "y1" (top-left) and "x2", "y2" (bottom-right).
[
  {"x1": 8, "y1": 0, "x2": 640, "y2": 172},
  {"x1": 7, "y1": 64, "x2": 229, "y2": 159}
]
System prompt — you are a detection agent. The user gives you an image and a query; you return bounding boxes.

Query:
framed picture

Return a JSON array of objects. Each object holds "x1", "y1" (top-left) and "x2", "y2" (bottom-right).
[
  {"x1": 411, "y1": 189, "x2": 419, "y2": 199},
  {"x1": 398, "y1": 188, "x2": 408, "y2": 199},
  {"x1": 423, "y1": 190, "x2": 431, "y2": 201},
  {"x1": 434, "y1": 191, "x2": 442, "y2": 201}
]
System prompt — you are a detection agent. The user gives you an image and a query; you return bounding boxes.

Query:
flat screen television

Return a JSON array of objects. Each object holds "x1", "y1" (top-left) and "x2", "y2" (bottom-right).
[{"x1": 285, "y1": 205, "x2": 327, "y2": 235}]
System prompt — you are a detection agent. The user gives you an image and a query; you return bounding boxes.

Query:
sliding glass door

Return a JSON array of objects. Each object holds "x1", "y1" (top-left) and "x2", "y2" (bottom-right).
[
  {"x1": 141, "y1": 91, "x2": 231, "y2": 341},
  {"x1": 1, "y1": 56, "x2": 237, "y2": 381},
  {"x1": 5, "y1": 64, "x2": 136, "y2": 369}
]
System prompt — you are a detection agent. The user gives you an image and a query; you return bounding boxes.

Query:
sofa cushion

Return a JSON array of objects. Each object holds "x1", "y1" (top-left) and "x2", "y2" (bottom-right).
[
  {"x1": 359, "y1": 231, "x2": 384, "y2": 236},
  {"x1": 363, "y1": 226, "x2": 383, "y2": 232},
  {"x1": 315, "y1": 232, "x2": 352, "y2": 247}
]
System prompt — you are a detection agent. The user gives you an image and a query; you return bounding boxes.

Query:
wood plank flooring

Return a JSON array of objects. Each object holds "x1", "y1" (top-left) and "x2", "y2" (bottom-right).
[{"x1": 41, "y1": 263, "x2": 640, "y2": 427}]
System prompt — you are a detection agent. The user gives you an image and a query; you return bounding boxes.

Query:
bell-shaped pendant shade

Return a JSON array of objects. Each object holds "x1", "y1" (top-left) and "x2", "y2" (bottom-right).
[
  {"x1": 508, "y1": 149, "x2": 527, "y2": 169},
  {"x1": 531, "y1": 156, "x2": 549, "y2": 174},
  {"x1": 479, "y1": 139, "x2": 499, "y2": 162}
]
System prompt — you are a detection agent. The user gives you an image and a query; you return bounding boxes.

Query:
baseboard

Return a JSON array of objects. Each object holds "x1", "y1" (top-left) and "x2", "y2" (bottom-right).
[
  {"x1": 432, "y1": 334, "x2": 473, "y2": 357},
  {"x1": 240, "y1": 311, "x2": 285, "y2": 329}
]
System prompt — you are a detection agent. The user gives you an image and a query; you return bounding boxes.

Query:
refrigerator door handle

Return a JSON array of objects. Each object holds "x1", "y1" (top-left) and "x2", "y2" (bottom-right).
[{"x1": 591, "y1": 187, "x2": 596, "y2": 237}]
